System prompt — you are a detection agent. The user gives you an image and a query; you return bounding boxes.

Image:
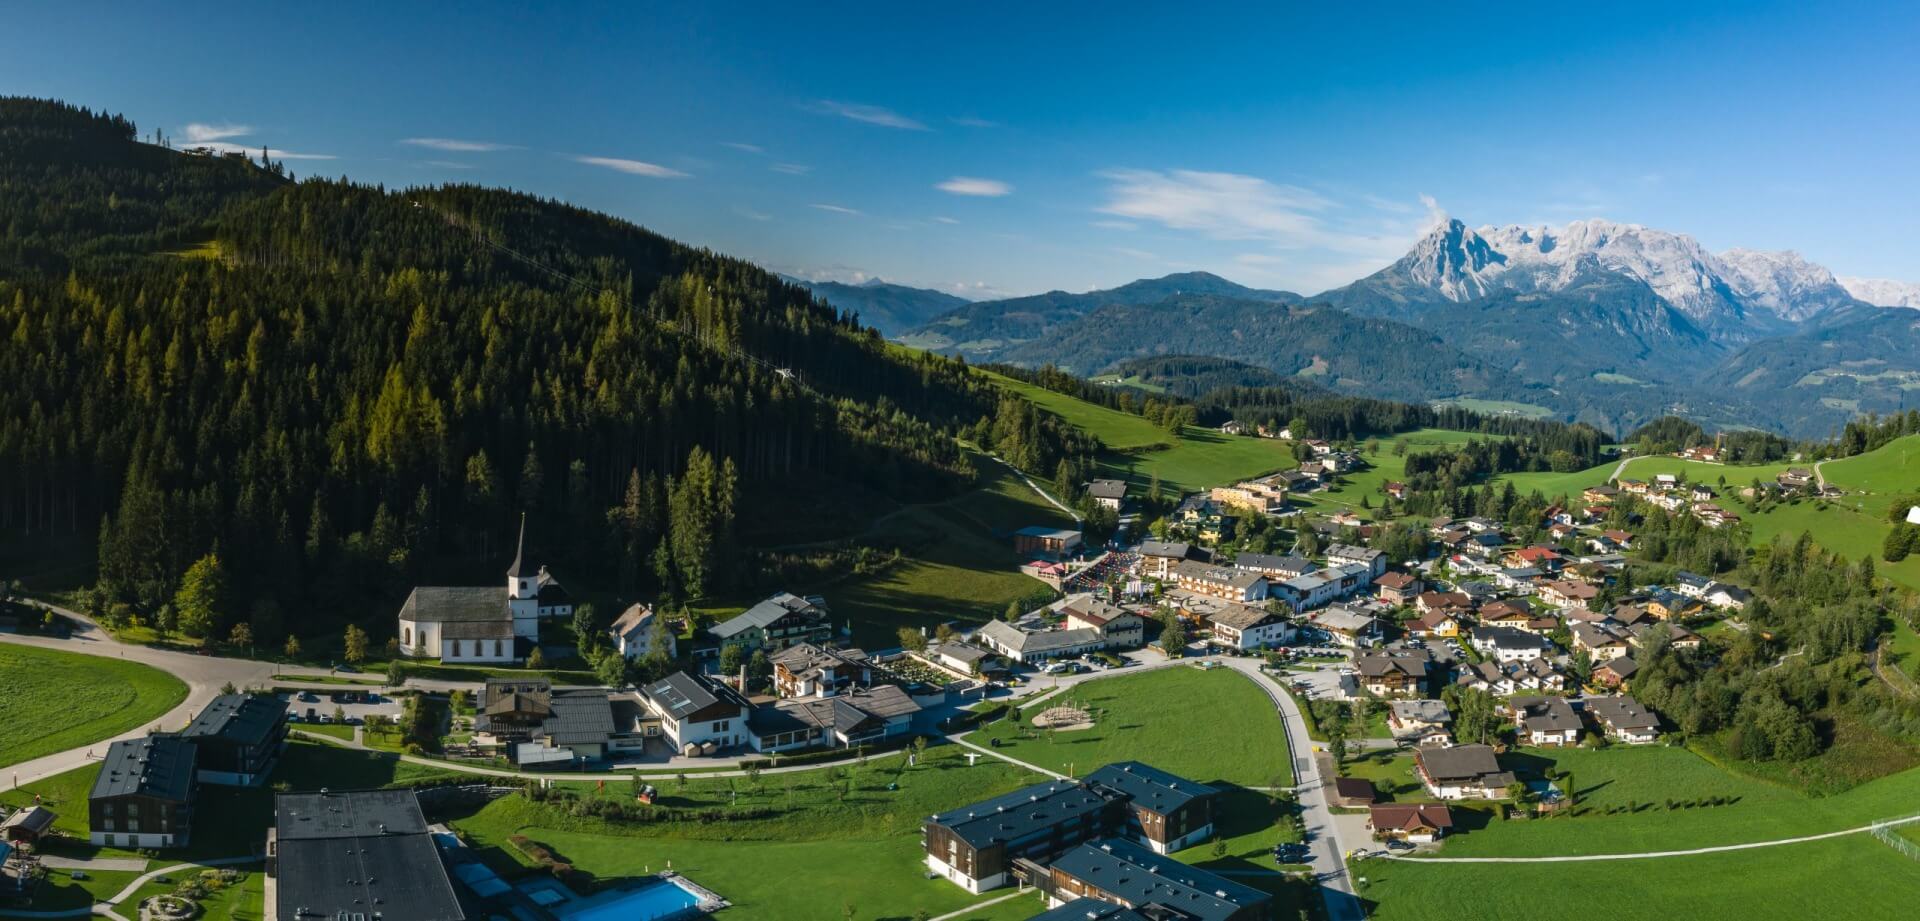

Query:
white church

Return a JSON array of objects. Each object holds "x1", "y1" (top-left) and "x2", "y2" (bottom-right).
[{"x1": 396, "y1": 517, "x2": 573, "y2": 663}]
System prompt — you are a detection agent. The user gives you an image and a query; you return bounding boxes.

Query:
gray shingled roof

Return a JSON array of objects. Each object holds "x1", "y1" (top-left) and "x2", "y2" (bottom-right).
[
  {"x1": 543, "y1": 691, "x2": 619, "y2": 746},
  {"x1": 1587, "y1": 695, "x2": 1660, "y2": 732},
  {"x1": 710, "y1": 592, "x2": 825, "y2": 640},
  {"x1": 398, "y1": 585, "x2": 508, "y2": 623}
]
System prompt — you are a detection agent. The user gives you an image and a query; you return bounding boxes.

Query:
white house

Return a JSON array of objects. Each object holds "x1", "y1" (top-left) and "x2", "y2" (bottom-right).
[
  {"x1": 637, "y1": 671, "x2": 751, "y2": 755},
  {"x1": 1470, "y1": 627, "x2": 1549, "y2": 663},
  {"x1": 1207, "y1": 604, "x2": 1295, "y2": 651},
  {"x1": 609, "y1": 602, "x2": 675, "y2": 661}
]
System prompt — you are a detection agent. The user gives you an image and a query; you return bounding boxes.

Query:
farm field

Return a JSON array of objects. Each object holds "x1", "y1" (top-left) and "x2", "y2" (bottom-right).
[
  {"x1": 969, "y1": 665, "x2": 1294, "y2": 787},
  {"x1": 1363, "y1": 833, "x2": 1920, "y2": 920},
  {"x1": 1496, "y1": 462, "x2": 1618, "y2": 501},
  {"x1": 1307, "y1": 428, "x2": 1494, "y2": 516},
  {"x1": 0, "y1": 643, "x2": 188, "y2": 769},
  {"x1": 448, "y1": 747, "x2": 1044, "y2": 921},
  {"x1": 1429, "y1": 398, "x2": 1555, "y2": 419},
  {"x1": 984, "y1": 370, "x2": 1175, "y2": 450},
  {"x1": 1815, "y1": 433, "x2": 1920, "y2": 518}
]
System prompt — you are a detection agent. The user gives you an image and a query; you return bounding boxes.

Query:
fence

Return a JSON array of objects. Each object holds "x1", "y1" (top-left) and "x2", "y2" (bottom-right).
[{"x1": 1870, "y1": 813, "x2": 1920, "y2": 861}]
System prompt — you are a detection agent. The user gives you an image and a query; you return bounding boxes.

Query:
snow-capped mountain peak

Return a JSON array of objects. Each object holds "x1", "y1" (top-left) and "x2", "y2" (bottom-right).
[
  {"x1": 1717, "y1": 249, "x2": 1857, "y2": 322},
  {"x1": 1839, "y1": 276, "x2": 1920, "y2": 309}
]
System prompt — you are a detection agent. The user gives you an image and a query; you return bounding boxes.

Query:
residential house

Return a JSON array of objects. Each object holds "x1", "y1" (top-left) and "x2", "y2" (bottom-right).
[
  {"x1": 1061, "y1": 597, "x2": 1146, "y2": 648},
  {"x1": 1644, "y1": 589, "x2": 1702, "y2": 620},
  {"x1": 1679, "y1": 445, "x2": 1723, "y2": 462},
  {"x1": 1016, "y1": 526, "x2": 1085, "y2": 561},
  {"x1": 1367, "y1": 804, "x2": 1454, "y2": 844},
  {"x1": 926, "y1": 642, "x2": 995, "y2": 677},
  {"x1": 1478, "y1": 600, "x2": 1535, "y2": 630},
  {"x1": 1173, "y1": 495, "x2": 1234, "y2": 543},
  {"x1": 267, "y1": 790, "x2": 465, "y2": 921},
  {"x1": 1387, "y1": 699, "x2": 1453, "y2": 741},
  {"x1": 1232, "y1": 552, "x2": 1317, "y2": 581},
  {"x1": 1332, "y1": 777, "x2": 1378, "y2": 807},
  {"x1": 1539, "y1": 580, "x2": 1600, "y2": 611},
  {"x1": 1219, "y1": 420, "x2": 1246, "y2": 436},
  {"x1": 1593, "y1": 656, "x2": 1640, "y2": 690},
  {"x1": 1454, "y1": 662, "x2": 1518, "y2": 696},
  {"x1": 1582, "y1": 485, "x2": 1620, "y2": 504},
  {"x1": 1570, "y1": 623, "x2": 1632, "y2": 661},
  {"x1": 708, "y1": 592, "x2": 834, "y2": 653},
  {"x1": 1171, "y1": 560, "x2": 1269, "y2": 603},
  {"x1": 1408, "y1": 609, "x2": 1463, "y2": 639},
  {"x1": 1777, "y1": 468, "x2": 1816, "y2": 490},
  {"x1": 1375, "y1": 571, "x2": 1424, "y2": 605},
  {"x1": 1040, "y1": 839, "x2": 1270, "y2": 920},
  {"x1": 974, "y1": 620, "x2": 1108, "y2": 664},
  {"x1": 1505, "y1": 546, "x2": 1564, "y2": 572},
  {"x1": 1355, "y1": 650, "x2": 1431, "y2": 697},
  {"x1": 769, "y1": 643, "x2": 872, "y2": 698},
  {"x1": 1587, "y1": 695, "x2": 1662, "y2": 743},
  {"x1": 1138, "y1": 541, "x2": 1210, "y2": 579},
  {"x1": 637, "y1": 671, "x2": 752, "y2": 755},
  {"x1": 1705, "y1": 582, "x2": 1753, "y2": 610},
  {"x1": 923, "y1": 779, "x2": 1130, "y2": 893},
  {"x1": 1415, "y1": 591, "x2": 1472, "y2": 615},
  {"x1": 1084, "y1": 762, "x2": 1218, "y2": 854},
  {"x1": 1384, "y1": 480, "x2": 1410, "y2": 500},
  {"x1": 89, "y1": 735, "x2": 196, "y2": 848},
  {"x1": 1327, "y1": 544, "x2": 1388, "y2": 579},
  {"x1": 1207, "y1": 604, "x2": 1295, "y2": 652},
  {"x1": 608, "y1": 602, "x2": 674, "y2": 661},
  {"x1": 1415, "y1": 744, "x2": 1516, "y2": 800},
  {"x1": 1309, "y1": 606, "x2": 1383, "y2": 648},
  {"x1": 1512, "y1": 658, "x2": 1569, "y2": 692},
  {"x1": 396, "y1": 517, "x2": 550, "y2": 663},
  {"x1": 1511, "y1": 696, "x2": 1583, "y2": 746},
  {"x1": 1470, "y1": 626, "x2": 1550, "y2": 663},
  {"x1": 178, "y1": 693, "x2": 288, "y2": 786},
  {"x1": 1673, "y1": 571, "x2": 1714, "y2": 599},
  {"x1": 1087, "y1": 479, "x2": 1129, "y2": 511},
  {"x1": 510, "y1": 690, "x2": 622, "y2": 766}
]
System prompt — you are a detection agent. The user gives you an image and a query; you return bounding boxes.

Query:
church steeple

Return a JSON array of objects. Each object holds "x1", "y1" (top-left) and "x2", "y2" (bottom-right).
[{"x1": 506, "y1": 513, "x2": 527, "y2": 581}]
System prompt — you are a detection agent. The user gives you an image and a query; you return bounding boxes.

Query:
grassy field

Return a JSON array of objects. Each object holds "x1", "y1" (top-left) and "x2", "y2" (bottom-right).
[
  {"x1": 1430, "y1": 398, "x2": 1555, "y2": 419},
  {"x1": 0, "y1": 644, "x2": 188, "y2": 769},
  {"x1": 291, "y1": 723, "x2": 357, "y2": 741},
  {"x1": 1306, "y1": 429, "x2": 1491, "y2": 517},
  {"x1": 123, "y1": 868, "x2": 265, "y2": 921},
  {"x1": 970, "y1": 666, "x2": 1294, "y2": 787},
  {"x1": 1815, "y1": 434, "x2": 1920, "y2": 518},
  {"x1": 985, "y1": 371, "x2": 1176, "y2": 451},
  {"x1": 1496, "y1": 461, "x2": 1619, "y2": 500},
  {"x1": 448, "y1": 746, "x2": 1047, "y2": 921},
  {"x1": 1362, "y1": 833, "x2": 1920, "y2": 920}
]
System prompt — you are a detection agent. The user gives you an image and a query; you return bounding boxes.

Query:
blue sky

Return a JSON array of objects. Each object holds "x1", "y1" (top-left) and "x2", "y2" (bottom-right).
[{"x1": 6, "y1": 1, "x2": 1919, "y2": 298}]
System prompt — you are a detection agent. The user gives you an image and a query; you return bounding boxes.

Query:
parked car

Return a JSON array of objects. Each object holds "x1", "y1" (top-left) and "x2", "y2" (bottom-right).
[{"x1": 1385, "y1": 839, "x2": 1415, "y2": 851}]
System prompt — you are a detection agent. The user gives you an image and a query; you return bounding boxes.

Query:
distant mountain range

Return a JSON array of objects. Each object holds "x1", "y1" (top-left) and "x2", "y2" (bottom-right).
[
  {"x1": 786, "y1": 277, "x2": 971, "y2": 337},
  {"x1": 901, "y1": 218, "x2": 1920, "y2": 437}
]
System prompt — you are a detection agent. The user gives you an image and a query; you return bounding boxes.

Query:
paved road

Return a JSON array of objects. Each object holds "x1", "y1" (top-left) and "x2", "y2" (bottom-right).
[{"x1": 1217, "y1": 657, "x2": 1366, "y2": 921}]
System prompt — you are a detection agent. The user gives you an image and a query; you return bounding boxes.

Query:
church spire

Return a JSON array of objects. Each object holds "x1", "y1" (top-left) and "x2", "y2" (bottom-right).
[{"x1": 507, "y1": 512, "x2": 526, "y2": 579}]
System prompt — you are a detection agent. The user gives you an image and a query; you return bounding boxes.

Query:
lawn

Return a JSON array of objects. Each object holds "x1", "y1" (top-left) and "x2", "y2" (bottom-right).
[
  {"x1": 1362, "y1": 833, "x2": 1920, "y2": 920},
  {"x1": 1308, "y1": 429, "x2": 1491, "y2": 516},
  {"x1": 1816, "y1": 433, "x2": 1920, "y2": 518},
  {"x1": 447, "y1": 746, "x2": 1045, "y2": 921},
  {"x1": 1337, "y1": 750, "x2": 1424, "y2": 802},
  {"x1": 969, "y1": 666, "x2": 1294, "y2": 787},
  {"x1": 985, "y1": 371, "x2": 1176, "y2": 450},
  {"x1": 0, "y1": 643, "x2": 189, "y2": 768},
  {"x1": 1496, "y1": 461, "x2": 1619, "y2": 501},
  {"x1": 1430, "y1": 398, "x2": 1555, "y2": 419},
  {"x1": 290, "y1": 723, "x2": 357, "y2": 741},
  {"x1": 1423, "y1": 744, "x2": 1920, "y2": 858},
  {"x1": 123, "y1": 867, "x2": 265, "y2": 921}
]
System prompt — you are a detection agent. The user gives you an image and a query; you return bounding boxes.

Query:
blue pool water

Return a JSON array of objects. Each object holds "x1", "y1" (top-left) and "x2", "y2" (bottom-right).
[{"x1": 559, "y1": 879, "x2": 702, "y2": 921}]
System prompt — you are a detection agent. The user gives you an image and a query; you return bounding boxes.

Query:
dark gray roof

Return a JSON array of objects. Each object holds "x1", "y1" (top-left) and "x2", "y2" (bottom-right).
[
  {"x1": 927, "y1": 779, "x2": 1123, "y2": 849},
  {"x1": 506, "y1": 514, "x2": 527, "y2": 579},
  {"x1": 1028, "y1": 898, "x2": 1155, "y2": 921},
  {"x1": 180, "y1": 693, "x2": 285, "y2": 747},
  {"x1": 710, "y1": 592, "x2": 826, "y2": 640},
  {"x1": 399, "y1": 586, "x2": 508, "y2": 623},
  {"x1": 91, "y1": 735, "x2": 196, "y2": 802},
  {"x1": 1418, "y1": 744, "x2": 1506, "y2": 783},
  {"x1": 1513, "y1": 696, "x2": 1582, "y2": 733},
  {"x1": 441, "y1": 619, "x2": 515, "y2": 639},
  {"x1": 1085, "y1": 762, "x2": 1215, "y2": 817},
  {"x1": 642, "y1": 671, "x2": 748, "y2": 719},
  {"x1": 543, "y1": 691, "x2": 618, "y2": 746},
  {"x1": 1087, "y1": 479, "x2": 1129, "y2": 500},
  {"x1": 753, "y1": 686, "x2": 921, "y2": 737},
  {"x1": 1587, "y1": 695, "x2": 1660, "y2": 732},
  {"x1": 1051, "y1": 839, "x2": 1270, "y2": 921},
  {"x1": 273, "y1": 790, "x2": 463, "y2": 921},
  {"x1": 1137, "y1": 540, "x2": 1199, "y2": 560},
  {"x1": 1233, "y1": 552, "x2": 1315, "y2": 575}
]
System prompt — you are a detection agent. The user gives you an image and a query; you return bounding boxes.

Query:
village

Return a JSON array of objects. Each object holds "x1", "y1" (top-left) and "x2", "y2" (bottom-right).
[{"x1": 0, "y1": 432, "x2": 1812, "y2": 921}]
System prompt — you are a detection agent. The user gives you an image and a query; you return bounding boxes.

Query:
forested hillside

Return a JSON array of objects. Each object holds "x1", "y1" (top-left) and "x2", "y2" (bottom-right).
[{"x1": 0, "y1": 97, "x2": 1039, "y2": 647}]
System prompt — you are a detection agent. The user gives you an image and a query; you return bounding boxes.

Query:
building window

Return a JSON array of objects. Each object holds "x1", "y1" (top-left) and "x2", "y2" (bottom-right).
[{"x1": 403, "y1": 627, "x2": 412, "y2": 647}]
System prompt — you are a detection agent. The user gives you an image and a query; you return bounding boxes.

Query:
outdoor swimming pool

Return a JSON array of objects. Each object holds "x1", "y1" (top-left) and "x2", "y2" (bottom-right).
[{"x1": 557, "y1": 877, "x2": 704, "y2": 921}]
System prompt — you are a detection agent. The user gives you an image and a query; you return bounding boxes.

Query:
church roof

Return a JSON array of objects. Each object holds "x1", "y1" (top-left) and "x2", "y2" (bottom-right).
[{"x1": 399, "y1": 586, "x2": 509, "y2": 624}]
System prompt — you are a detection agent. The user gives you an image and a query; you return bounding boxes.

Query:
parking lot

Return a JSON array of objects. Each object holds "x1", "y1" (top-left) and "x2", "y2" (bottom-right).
[{"x1": 278, "y1": 689, "x2": 403, "y2": 726}]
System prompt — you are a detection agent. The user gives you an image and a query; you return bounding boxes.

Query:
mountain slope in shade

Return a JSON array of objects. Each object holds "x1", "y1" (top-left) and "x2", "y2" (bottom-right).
[
  {"x1": 794, "y1": 278, "x2": 969, "y2": 337},
  {"x1": 993, "y1": 293, "x2": 1533, "y2": 405},
  {"x1": 1318, "y1": 217, "x2": 1862, "y2": 341},
  {"x1": 1712, "y1": 304, "x2": 1920, "y2": 434},
  {"x1": 1840, "y1": 276, "x2": 1920, "y2": 309},
  {"x1": 900, "y1": 271, "x2": 1300, "y2": 360}
]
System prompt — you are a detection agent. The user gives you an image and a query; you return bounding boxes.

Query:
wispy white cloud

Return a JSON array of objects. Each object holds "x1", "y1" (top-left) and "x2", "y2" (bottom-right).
[
  {"x1": 935, "y1": 176, "x2": 1012, "y2": 197},
  {"x1": 931, "y1": 216, "x2": 960, "y2": 225},
  {"x1": 811, "y1": 203, "x2": 862, "y2": 215},
  {"x1": 1098, "y1": 168, "x2": 1334, "y2": 242},
  {"x1": 573, "y1": 156, "x2": 689, "y2": 178},
  {"x1": 949, "y1": 116, "x2": 999, "y2": 128},
  {"x1": 401, "y1": 137, "x2": 515, "y2": 152},
  {"x1": 722, "y1": 141, "x2": 765, "y2": 154},
  {"x1": 771, "y1": 163, "x2": 812, "y2": 175},
  {"x1": 184, "y1": 122, "x2": 251, "y2": 143},
  {"x1": 810, "y1": 100, "x2": 928, "y2": 131}
]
